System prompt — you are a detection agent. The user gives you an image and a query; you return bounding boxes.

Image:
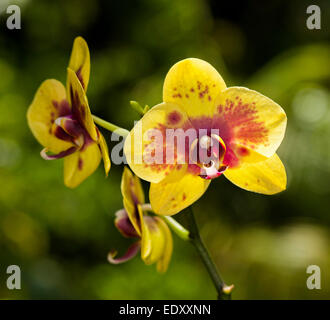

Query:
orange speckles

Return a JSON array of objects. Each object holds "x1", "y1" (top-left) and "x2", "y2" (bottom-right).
[
  {"x1": 173, "y1": 87, "x2": 177, "y2": 91},
  {"x1": 190, "y1": 88, "x2": 195, "y2": 92},
  {"x1": 172, "y1": 93, "x2": 182, "y2": 98},
  {"x1": 185, "y1": 93, "x2": 189, "y2": 98},
  {"x1": 208, "y1": 95, "x2": 212, "y2": 101},
  {"x1": 182, "y1": 193, "x2": 186, "y2": 201},
  {"x1": 212, "y1": 98, "x2": 269, "y2": 168},
  {"x1": 215, "y1": 98, "x2": 268, "y2": 147},
  {"x1": 196, "y1": 81, "x2": 209, "y2": 99}
]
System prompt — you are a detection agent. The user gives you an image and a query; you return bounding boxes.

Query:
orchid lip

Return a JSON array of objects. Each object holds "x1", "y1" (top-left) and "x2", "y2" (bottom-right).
[
  {"x1": 107, "y1": 241, "x2": 141, "y2": 265},
  {"x1": 53, "y1": 115, "x2": 92, "y2": 150},
  {"x1": 199, "y1": 161, "x2": 228, "y2": 180},
  {"x1": 54, "y1": 116, "x2": 83, "y2": 139},
  {"x1": 189, "y1": 133, "x2": 227, "y2": 179},
  {"x1": 73, "y1": 134, "x2": 84, "y2": 148},
  {"x1": 40, "y1": 146, "x2": 77, "y2": 160}
]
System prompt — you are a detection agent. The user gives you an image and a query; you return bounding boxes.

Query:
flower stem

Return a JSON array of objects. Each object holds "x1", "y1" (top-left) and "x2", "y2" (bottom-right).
[
  {"x1": 92, "y1": 115, "x2": 129, "y2": 137},
  {"x1": 162, "y1": 216, "x2": 190, "y2": 241},
  {"x1": 186, "y1": 206, "x2": 233, "y2": 300}
]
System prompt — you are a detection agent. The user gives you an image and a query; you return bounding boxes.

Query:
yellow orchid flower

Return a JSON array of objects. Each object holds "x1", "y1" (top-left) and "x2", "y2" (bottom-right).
[
  {"x1": 124, "y1": 58, "x2": 287, "y2": 215},
  {"x1": 108, "y1": 167, "x2": 173, "y2": 273},
  {"x1": 27, "y1": 37, "x2": 110, "y2": 188}
]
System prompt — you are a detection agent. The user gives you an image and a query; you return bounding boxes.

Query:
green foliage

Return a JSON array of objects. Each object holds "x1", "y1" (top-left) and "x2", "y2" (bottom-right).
[{"x1": 0, "y1": 0, "x2": 329, "y2": 299}]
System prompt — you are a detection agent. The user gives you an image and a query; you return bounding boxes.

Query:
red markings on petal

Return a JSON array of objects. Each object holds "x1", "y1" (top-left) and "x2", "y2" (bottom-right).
[
  {"x1": 167, "y1": 111, "x2": 182, "y2": 125},
  {"x1": 212, "y1": 98, "x2": 269, "y2": 167},
  {"x1": 76, "y1": 67, "x2": 85, "y2": 90},
  {"x1": 237, "y1": 146, "x2": 249, "y2": 156},
  {"x1": 78, "y1": 157, "x2": 83, "y2": 170},
  {"x1": 52, "y1": 99, "x2": 71, "y2": 117},
  {"x1": 172, "y1": 93, "x2": 182, "y2": 98},
  {"x1": 196, "y1": 81, "x2": 209, "y2": 100},
  {"x1": 70, "y1": 87, "x2": 86, "y2": 128},
  {"x1": 142, "y1": 97, "x2": 268, "y2": 174}
]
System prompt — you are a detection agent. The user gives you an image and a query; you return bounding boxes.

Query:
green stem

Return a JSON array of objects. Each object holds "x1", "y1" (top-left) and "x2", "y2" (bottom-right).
[
  {"x1": 162, "y1": 216, "x2": 190, "y2": 241},
  {"x1": 92, "y1": 115, "x2": 129, "y2": 137},
  {"x1": 186, "y1": 206, "x2": 233, "y2": 300},
  {"x1": 140, "y1": 204, "x2": 190, "y2": 241}
]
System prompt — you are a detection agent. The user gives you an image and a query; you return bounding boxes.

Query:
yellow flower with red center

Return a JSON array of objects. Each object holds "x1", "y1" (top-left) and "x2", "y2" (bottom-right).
[
  {"x1": 108, "y1": 167, "x2": 173, "y2": 273},
  {"x1": 124, "y1": 58, "x2": 287, "y2": 215},
  {"x1": 27, "y1": 37, "x2": 110, "y2": 188}
]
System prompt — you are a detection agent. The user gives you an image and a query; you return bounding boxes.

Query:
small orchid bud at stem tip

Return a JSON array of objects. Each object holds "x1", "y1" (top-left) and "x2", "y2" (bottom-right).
[
  {"x1": 222, "y1": 284, "x2": 234, "y2": 295},
  {"x1": 130, "y1": 100, "x2": 145, "y2": 115},
  {"x1": 143, "y1": 104, "x2": 150, "y2": 113}
]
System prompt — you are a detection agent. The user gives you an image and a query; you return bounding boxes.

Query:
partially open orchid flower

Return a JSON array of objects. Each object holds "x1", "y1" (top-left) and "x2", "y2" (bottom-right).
[
  {"x1": 108, "y1": 167, "x2": 173, "y2": 273},
  {"x1": 27, "y1": 37, "x2": 110, "y2": 188},
  {"x1": 124, "y1": 58, "x2": 287, "y2": 215}
]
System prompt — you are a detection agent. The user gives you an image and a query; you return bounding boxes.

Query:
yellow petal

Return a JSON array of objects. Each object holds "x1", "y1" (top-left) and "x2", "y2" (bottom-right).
[
  {"x1": 27, "y1": 79, "x2": 74, "y2": 153},
  {"x1": 67, "y1": 68, "x2": 98, "y2": 141},
  {"x1": 121, "y1": 167, "x2": 145, "y2": 236},
  {"x1": 63, "y1": 142, "x2": 101, "y2": 188},
  {"x1": 140, "y1": 215, "x2": 166, "y2": 266},
  {"x1": 138, "y1": 204, "x2": 152, "y2": 259},
  {"x1": 214, "y1": 87, "x2": 287, "y2": 161},
  {"x1": 138, "y1": 205, "x2": 173, "y2": 272},
  {"x1": 155, "y1": 217, "x2": 173, "y2": 273},
  {"x1": 163, "y1": 58, "x2": 227, "y2": 118},
  {"x1": 67, "y1": 37, "x2": 90, "y2": 91},
  {"x1": 124, "y1": 102, "x2": 190, "y2": 183},
  {"x1": 224, "y1": 153, "x2": 287, "y2": 195},
  {"x1": 150, "y1": 174, "x2": 211, "y2": 215},
  {"x1": 96, "y1": 128, "x2": 111, "y2": 176}
]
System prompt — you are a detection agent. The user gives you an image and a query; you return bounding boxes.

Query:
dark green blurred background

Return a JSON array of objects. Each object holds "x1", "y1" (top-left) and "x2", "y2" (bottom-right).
[{"x1": 0, "y1": 0, "x2": 329, "y2": 299}]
